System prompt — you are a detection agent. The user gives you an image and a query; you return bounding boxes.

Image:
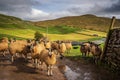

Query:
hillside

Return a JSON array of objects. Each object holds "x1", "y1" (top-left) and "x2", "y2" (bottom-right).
[
  {"x1": 34, "y1": 14, "x2": 120, "y2": 32},
  {"x1": 0, "y1": 13, "x2": 106, "y2": 41},
  {"x1": 0, "y1": 14, "x2": 35, "y2": 29},
  {"x1": 0, "y1": 14, "x2": 44, "y2": 39}
]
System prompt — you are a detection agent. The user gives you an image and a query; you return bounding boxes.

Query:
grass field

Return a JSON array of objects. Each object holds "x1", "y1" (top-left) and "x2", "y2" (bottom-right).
[
  {"x1": 0, "y1": 28, "x2": 106, "y2": 41},
  {"x1": 64, "y1": 43, "x2": 105, "y2": 59}
]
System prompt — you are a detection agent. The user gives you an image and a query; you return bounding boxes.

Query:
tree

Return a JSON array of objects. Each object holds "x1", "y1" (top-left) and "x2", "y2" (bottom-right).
[{"x1": 34, "y1": 31, "x2": 44, "y2": 40}]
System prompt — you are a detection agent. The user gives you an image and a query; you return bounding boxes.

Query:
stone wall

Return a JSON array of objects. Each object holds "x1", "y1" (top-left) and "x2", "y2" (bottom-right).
[{"x1": 104, "y1": 28, "x2": 120, "y2": 70}]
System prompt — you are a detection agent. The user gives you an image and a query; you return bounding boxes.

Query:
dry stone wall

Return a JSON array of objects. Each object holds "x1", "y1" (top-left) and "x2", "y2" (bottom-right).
[{"x1": 104, "y1": 28, "x2": 120, "y2": 70}]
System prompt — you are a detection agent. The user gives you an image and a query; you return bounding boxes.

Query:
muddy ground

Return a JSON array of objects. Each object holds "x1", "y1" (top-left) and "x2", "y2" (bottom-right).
[{"x1": 0, "y1": 53, "x2": 119, "y2": 80}]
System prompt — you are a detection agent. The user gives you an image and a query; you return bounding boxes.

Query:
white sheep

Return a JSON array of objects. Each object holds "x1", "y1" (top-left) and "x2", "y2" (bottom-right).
[
  {"x1": 39, "y1": 48, "x2": 57, "y2": 76},
  {"x1": 0, "y1": 37, "x2": 9, "y2": 56},
  {"x1": 30, "y1": 41, "x2": 45, "y2": 68}
]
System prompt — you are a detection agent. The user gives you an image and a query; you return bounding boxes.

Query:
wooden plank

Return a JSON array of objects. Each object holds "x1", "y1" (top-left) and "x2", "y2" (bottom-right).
[{"x1": 100, "y1": 16, "x2": 116, "y2": 60}]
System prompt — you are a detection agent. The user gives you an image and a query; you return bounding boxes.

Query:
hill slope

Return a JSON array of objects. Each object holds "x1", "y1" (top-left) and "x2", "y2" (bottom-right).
[
  {"x1": 0, "y1": 14, "x2": 106, "y2": 41},
  {"x1": 34, "y1": 14, "x2": 120, "y2": 32},
  {"x1": 0, "y1": 14, "x2": 45, "y2": 39}
]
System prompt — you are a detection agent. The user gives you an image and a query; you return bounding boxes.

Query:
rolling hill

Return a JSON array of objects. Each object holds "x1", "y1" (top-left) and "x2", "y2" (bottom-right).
[
  {"x1": 34, "y1": 14, "x2": 120, "y2": 32},
  {"x1": 0, "y1": 13, "x2": 106, "y2": 41},
  {"x1": 0, "y1": 14, "x2": 45, "y2": 39}
]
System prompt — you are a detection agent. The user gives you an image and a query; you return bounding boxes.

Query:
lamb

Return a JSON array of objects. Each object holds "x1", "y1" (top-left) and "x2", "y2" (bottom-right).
[
  {"x1": 39, "y1": 48, "x2": 57, "y2": 76},
  {"x1": 0, "y1": 37, "x2": 9, "y2": 56}
]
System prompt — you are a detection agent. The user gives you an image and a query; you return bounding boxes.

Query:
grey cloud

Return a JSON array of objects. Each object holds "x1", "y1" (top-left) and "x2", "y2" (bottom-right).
[
  {"x1": 0, "y1": 0, "x2": 120, "y2": 21},
  {"x1": 0, "y1": 0, "x2": 32, "y2": 18},
  {"x1": 103, "y1": 0, "x2": 120, "y2": 13}
]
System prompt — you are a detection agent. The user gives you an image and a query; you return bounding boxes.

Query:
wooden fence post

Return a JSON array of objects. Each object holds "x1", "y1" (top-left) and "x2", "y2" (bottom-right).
[{"x1": 100, "y1": 16, "x2": 116, "y2": 60}]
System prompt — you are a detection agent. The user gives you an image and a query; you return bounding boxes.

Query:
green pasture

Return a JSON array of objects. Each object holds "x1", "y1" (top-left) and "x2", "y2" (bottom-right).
[
  {"x1": 64, "y1": 43, "x2": 105, "y2": 59},
  {"x1": 0, "y1": 25, "x2": 107, "y2": 41}
]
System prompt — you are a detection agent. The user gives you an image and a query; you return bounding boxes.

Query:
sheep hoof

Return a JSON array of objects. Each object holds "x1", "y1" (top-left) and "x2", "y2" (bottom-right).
[
  {"x1": 47, "y1": 74, "x2": 50, "y2": 76},
  {"x1": 50, "y1": 74, "x2": 53, "y2": 76},
  {"x1": 47, "y1": 74, "x2": 53, "y2": 76}
]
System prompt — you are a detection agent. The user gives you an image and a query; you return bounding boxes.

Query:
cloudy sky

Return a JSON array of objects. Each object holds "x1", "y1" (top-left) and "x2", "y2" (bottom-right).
[{"x1": 0, "y1": 0, "x2": 120, "y2": 21}]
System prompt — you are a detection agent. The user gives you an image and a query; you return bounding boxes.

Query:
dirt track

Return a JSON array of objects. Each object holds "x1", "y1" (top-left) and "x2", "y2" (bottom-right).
[
  {"x1": 0, "y1": 54, "x2": 66, "y2": 80},
  {"x1": 0, "y1": 53, "x2": 120, "y2": 80}
]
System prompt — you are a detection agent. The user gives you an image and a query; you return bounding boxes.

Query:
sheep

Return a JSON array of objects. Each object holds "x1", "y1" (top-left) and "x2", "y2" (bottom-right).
[
  {"x1": 65, "y1": 41, "x2": 72, "y2": 54},
  {"x1": 44, "y1": 40, "x2": 51, "y2": 49},
  {"x1": 30, "y1": 41, "x2": 45, "y2": 68},
  {"x1": 39, "y1": 48, "x2": 57, "y2": 76},
  {"x1": 51, "y1": 41, "x2": 60, "y2": 55},
  {"x1": 57, "y1": 41, "x2": 66, "y2": 59},
  {"x1": 0, "y1": 37, "x2": 9, "y2": 56},
  {"x1": 51, "y1": 41, "x2": 59, "y2": 50},
  {"x1": 51, "y1": 41, "x2": 67, "y2": 59},
  {"x1": 89, "y1": 42, "x2": 102, "y2": 64},
  {"x1": 80, "y1": 42, "x2": 91, "y2": 57},
  {"x1": 9, "y1": 39, "x2": 32, "y2": 62}
]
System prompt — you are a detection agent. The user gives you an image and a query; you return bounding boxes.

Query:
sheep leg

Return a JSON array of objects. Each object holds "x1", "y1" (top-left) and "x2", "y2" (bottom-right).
[
  {"x1": 85, "y1": 52, "x2": 86, "y2": 57},
  {"x1": 95, "y1": 58, "x2": 98, "y2": 64},
  {"x1": 50, "y1": 65, "x2": 53, "y2": 76},
  {"x1": 33, "y1": 59, "x2": 38, "y2": 68},
  {"x1": 66, "y1": 50, "x2": 69, "y2": 54},
  {"x1": 40, "y1": 61, "x2": 43, "y2": 71},
  {"x1": 93, "y1": 56, "x2": 95, "y2": 63},
  {"x1": 47, "y1": 65, "x2": 50, "y2": 76},
  {"x1": 11, "y1": 55, "x2": 14, "y2": 62},
  {"x1": 15, "y1": 53, "x2": 18, "y2": 57},
  {"x1": 95, "y1": 56, "x2": 99, "y2": 65},
  {"x1": 24, "y1": 54, "x2": 28, "y2": 62},
  {"x1": 37, "y1": 59, "x2": 40, "y2": 68},
  {"x1": 81, "y1": 52, "x2": 83, "y2": 57},
  {"x1": 21, "y1": 53, "x2": 25, "y2": 58},
  {"x1": 60, "y1": 53, "x2": 64, "y2": 59},
  {"x1": 69, "y1": 49, "x2": 71, "y2": 54},
  {"x1": 94, "y1": 56, "x2": 98, "y2": 64},
  {"x1": 88, "y1": 52, "x2": 90, "y2": 57},
  {"x1": 3, "y1": 51, "x2": 6, "y2": 56},
  {"x1": 35, "y1": 59, "x2": 38, "y2": 68},
  {"x1": 32, "y1": 59, "x2": 35, "y2": 67}
]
